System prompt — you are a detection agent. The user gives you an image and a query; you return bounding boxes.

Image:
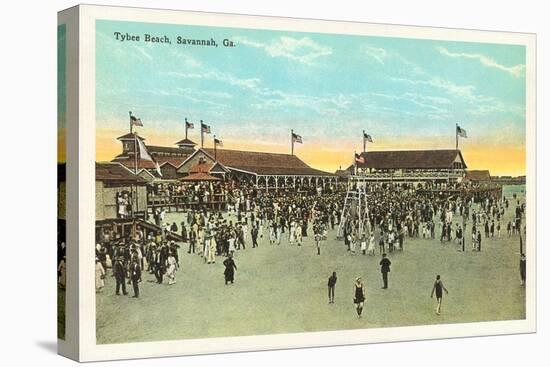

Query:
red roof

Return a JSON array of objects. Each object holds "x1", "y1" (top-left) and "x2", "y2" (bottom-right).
[
  {"x1": 96, "y1": 162, "x2": 147, "y2": 184},
  {"x1": 356, "y1": 150, "x2": 467, "y2": 170},
  {"x1": 202, "y1": 148, "x2": 334, "y2": 176},
  {"x1": 189, "y1": 161, "x2": 212, "y2": 174}
]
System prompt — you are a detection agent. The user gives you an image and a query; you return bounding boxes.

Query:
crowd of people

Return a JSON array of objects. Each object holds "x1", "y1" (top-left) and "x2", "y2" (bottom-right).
[
  {"x1": 95, "y1": 179, "x2": 527, "y2": 318},
  {"x1": 340, "y1": 182, "x2": 525, "y2": 256}
]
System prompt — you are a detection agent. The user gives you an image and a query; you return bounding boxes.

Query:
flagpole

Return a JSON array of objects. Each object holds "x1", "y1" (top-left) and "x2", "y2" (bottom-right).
[
  {"x1": 200, "y1": 119, "x2": 204, "y2": 149},
  {"x1": 185, "y1": 117, "x2": 188, "y2": 140},
  {"x1": 214, "y1": 135, "x2": 217, "y2": 161},
  {"x1": 133, "y1": 133, "x2": 138, "y2": 175},
  {"x1": 455, "y1": 123, "x2": 458, "y2": 150},
  {"x1": 353, "y1": 150, "x2": 357, "y2": 176},
  {"x1": 291, "y1": 129, "x2": 294, "y2": 156},
  {"x1": 363, "y1": 130, "x2": 366, "y2": 153},
  {"x1": 129, "y1": 111, "x2": 133, "y2": 134}
]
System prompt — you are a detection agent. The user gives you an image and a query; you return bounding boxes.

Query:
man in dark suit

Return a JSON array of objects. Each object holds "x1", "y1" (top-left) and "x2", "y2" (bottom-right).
[
  {"x1": 113, "y1": 256, "x2": 128, "y2": 295},
  {"x1": 379, "y1": 253, "x2": 392, "y2": 289},
  {"x1": 477, "y1": 231, "x2": 483, "y2": 251},
  {"x1": 154, "y1": 245, "x2": 166, "y2": 284},
  {"x1": 129, "y1": 256, "x2": 142, "y2": 298},
  {"x1": 251, "y1": 225, "x2": 259, "y2": 248},
  {"x1": 327, "y1": 272, "x2": 337, "y2": 304}
]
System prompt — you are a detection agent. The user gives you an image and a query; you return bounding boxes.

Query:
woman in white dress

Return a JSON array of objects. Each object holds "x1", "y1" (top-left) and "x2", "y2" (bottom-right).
[
  {"x1": 295, "y1": 225, "x2": 302, "y2": 246},
  {"x1": 166, "y1": 252, "x2": 178, "y2": 285},
  {"x1": 289, "y1": 220, "x2": 296, "y2": 245},
  {"x1": 360, "y1": 235, "x2": 367, "y2": 255},
  {"x1": 228, "y1": 232, "x2": 236, "y2": 255},
  {"x1": 350, "y1": 232, "x2": 357, "y2": 255},
  {"x1": 207, "y1": 234, "x2": 216, "y2": 264},
  {"x1": 117, "y1": 193, "x2": 125, "y2": 218},
  {"x1": 95, "y1": 258, "x2": 105, "y2": 292},
  {"x1": 367, "y1": 233, "x2": 376, "y2": 255}
]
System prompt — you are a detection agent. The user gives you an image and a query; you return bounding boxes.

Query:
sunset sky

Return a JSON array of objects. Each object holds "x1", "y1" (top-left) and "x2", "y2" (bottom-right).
[{"x1": 95, "y1": 20, "x2": 526, "y2": 176}]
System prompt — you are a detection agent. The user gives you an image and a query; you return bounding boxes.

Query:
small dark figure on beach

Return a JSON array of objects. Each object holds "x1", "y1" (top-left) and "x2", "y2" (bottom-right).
[
  {"x1": 379, "y1": 253, "x2": 391, "y2": 289},
  {"x1": 328, "y1": 272, "x2": 337, "y2": 304},
  {"x1": 223, "y1": 254, "x2": 237, "y2": 285},
  {"x1": 353, "y1": 277, "x2": 365, "y2": 318},
  {"x1": 430, "y1": 275, "x2": 449, "y2": 315}
]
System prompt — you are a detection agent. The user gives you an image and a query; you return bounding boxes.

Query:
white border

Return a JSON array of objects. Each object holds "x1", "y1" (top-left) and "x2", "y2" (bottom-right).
[{"x1": 76, "y1": 4, "x2": 536, "y2": 361}]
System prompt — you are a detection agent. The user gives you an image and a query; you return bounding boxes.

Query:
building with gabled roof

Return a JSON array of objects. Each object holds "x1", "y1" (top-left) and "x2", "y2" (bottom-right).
[
  {"x1": 352, "y1": 149, "x2": 467, "y2": 183},
  {"x1": 112, "y1": 132, "x2": 194, "y2": 179},
  {"x1": 176, "y1": 148, "x2": 336, "y2": 190}
]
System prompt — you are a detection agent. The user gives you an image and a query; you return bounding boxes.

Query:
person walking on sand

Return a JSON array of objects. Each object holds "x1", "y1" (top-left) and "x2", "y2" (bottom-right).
[
  {"x1": 328, "y1": 272, "x2": 337, "y2": 304},
  {"x1": 519, "y1": 253, "x2": 526, "y2": 286},
  {"x1": 379, "y1": 253, "x2": 391, "y2": 289},
  {"x1": 223, "y1": 254, "x2": 237, "y2": 285},
  {"x1": 353, "y1": 277, "x2": 365, "y2": 318},
  {"x1": 430, "y1": 275, "x2": 449, "y2": 315}
]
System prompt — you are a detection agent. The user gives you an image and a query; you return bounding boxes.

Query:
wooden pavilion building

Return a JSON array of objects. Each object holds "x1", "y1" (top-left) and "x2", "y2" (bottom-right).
[
  {"x1": 176, "y1": 148, "x2": 337, "y2": 191},
  {"x1": 353, "y1": 149, "x2": 468, "y2": 183}
]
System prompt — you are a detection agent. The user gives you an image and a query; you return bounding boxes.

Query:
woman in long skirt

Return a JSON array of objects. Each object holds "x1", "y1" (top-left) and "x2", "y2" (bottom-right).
[
  {"x1": 367, "y1": 233, "x2": 376, "y2": 256},
  {"x1": 223, "y1": 254, "x2": 237, "y2": 285},
  {"x1": 95, "y1": 258, "x2": 105, "y2": 292},
  {"x1": 353, "y1": 277, "x2": 365, "y2": 318},
  {"x1": 166, "y1": 251, "x2": 178, "y2": 285}
]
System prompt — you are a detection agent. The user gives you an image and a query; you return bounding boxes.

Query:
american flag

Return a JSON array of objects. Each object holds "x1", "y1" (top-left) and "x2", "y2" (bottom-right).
[
  {"x1": 355, "y1": 153, "x2": 365, "y2": 164},
  {"x1": 292, "y1": 132, "x2": 303, "y2": 144},
  {"x1": 363, "y1": 132, "x2": 373, "y2": 143},
  {"x1": 130, "y1": 114, "x2": 143, "y2": 127},
  {"x1": 201, "y1": 122, "x2": 211, "y2": 134},
  {"x1": 456, "y1": 125, "x2": 467, "y2": 138},
  {"x1": 185, "y1": 118, "x2": 194, "y2": 129},
  {"x1": 214, "y1": 137, "x2": 223, "y2": 147}
]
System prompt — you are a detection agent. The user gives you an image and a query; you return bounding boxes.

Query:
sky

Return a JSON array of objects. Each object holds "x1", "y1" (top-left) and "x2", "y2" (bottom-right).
[{"x1": 95, "y1": 20, "x2": 526, "y2": 176}]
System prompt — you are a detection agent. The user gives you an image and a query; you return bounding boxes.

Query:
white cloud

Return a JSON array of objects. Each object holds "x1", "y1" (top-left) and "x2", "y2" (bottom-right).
[
  {"x1": 361, "y1": 45, "x2": 388, "y2": 65},
  {"x1": 437, "y1": 47, "x2": 525, "y2": 78},
  {"x1": 170, "y1": 50, "x2": 202, "y2": 68},
  {"x1": 391, "y1": 76, "x2": 477, "y2": 101},
  {"x1": 134, "y1": 46, "x2": 152, "y2": 61},
  {"x1": 166, "y1": 70, "x2": 261, "y2": 90},
  {"x1": 235, "y1": 36, "x2": 332, "y2": 64}
]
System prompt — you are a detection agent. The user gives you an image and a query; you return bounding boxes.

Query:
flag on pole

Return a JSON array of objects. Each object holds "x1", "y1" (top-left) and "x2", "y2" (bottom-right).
[
  {"x1": 201, "y1": 122, "x2": 211, "y2": 134},
  {"x1": 136, "y1": 136, "x2": 162, "y2": 176},
  {"x1": 186, "y1": 119, "x2": 194, "y2": 129},
  {"x1": 130, "y1": 114, "x2": 143, "y2": 127},
  {"x1": 136, "y1": 137, "x2": 153, "y2": 162},
  {"x1": 363, "y1": 132, "x2": 373, "y2": 143},
  {"x1": 456, "y1": 125, "x2": 468, "y2": 138},
  {"x1": 214, "y1": 137, "x2": 223, "y2": 147},
  {"x1": 292, "y1": 132, "x2": 303, "y2": 144},
  {"x1": 354, "y1": 153, "x2": 365, "y2": 164}
]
